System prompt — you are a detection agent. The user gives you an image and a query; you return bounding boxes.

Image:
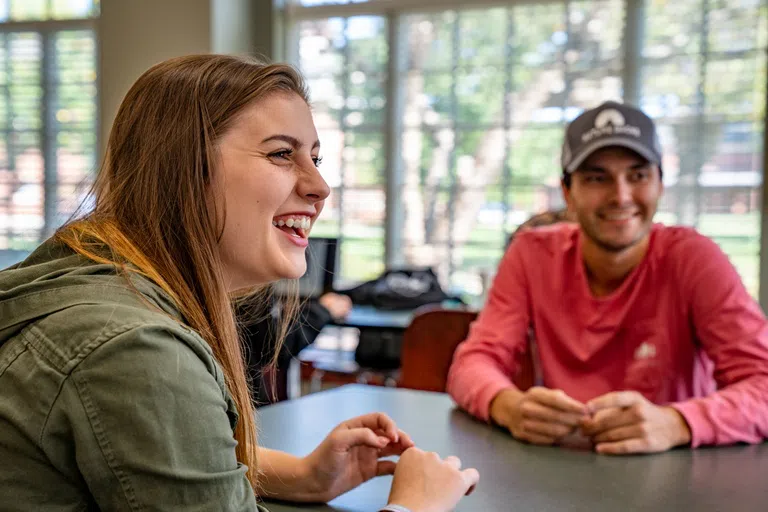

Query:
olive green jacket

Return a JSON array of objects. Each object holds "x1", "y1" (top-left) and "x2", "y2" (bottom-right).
[{"x1": 0, "y1": 241, "x2": 266, "y2": 511}]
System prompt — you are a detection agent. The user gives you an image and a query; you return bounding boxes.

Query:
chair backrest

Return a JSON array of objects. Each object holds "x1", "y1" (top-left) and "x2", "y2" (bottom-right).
[
  {"x1": 398, "y1": 308, "x2": 478, "y2": 392},
  {"x1": 399, "y1": 307, "x2": 538, "y2": 393}
]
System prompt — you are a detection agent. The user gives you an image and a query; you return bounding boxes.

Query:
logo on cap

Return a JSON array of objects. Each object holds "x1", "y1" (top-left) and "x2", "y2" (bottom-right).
[
  {"x1": 581, "y1": 108, "x2": 642, "y2": 144},
  {"x1": 595, "y1": 109, "x2": 626, "y2": 129}
]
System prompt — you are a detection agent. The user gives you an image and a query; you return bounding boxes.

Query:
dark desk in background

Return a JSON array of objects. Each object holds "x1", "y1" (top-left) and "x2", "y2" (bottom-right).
[{"x1": 259, "y1": 385, "x2": 768, "y2": 512}]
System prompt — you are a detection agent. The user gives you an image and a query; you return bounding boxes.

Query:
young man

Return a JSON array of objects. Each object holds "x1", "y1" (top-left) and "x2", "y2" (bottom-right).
[{"x1": 447, "y1": 101, "x2": 768, "y2": 454}]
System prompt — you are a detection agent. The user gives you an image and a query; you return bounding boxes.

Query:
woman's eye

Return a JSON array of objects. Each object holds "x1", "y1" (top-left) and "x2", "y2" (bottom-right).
[
  {"x1": 313, "y1": 156, "x2": 323, "y2": 167},
  {"x1": 269, "y1": 149, "x2": 293, "y2": 160}
]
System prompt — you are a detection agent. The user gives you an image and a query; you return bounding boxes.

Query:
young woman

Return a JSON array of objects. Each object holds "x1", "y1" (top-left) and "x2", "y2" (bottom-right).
[{"x1": 0, "y1": 55, "x2": 478, "y2": 511}]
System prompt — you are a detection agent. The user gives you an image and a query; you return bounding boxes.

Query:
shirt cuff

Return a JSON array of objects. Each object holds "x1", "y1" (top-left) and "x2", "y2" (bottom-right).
[
  {"x1": 476, "y1": 380, "x2": 516, "y2": 422},
  {"x1": 669, "y1": 400, "x2": 710, "y2": 448},
  {"x1": 380, "y1": 506, "x2": 413, "y2": 512}
]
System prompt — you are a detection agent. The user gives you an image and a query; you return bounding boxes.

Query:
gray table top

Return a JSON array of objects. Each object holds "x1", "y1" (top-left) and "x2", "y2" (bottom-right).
[{"x1": 257, "y1": 385, "x2": 768, "y2": 512}]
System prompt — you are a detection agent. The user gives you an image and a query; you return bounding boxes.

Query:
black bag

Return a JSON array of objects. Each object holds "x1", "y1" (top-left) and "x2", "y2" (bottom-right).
[
  {"x1": 340, "y1": 268, "x2": 461, "y2": 369},
  {"x1": 339, "y1": 268, "x2": 459, "y2": 311}
]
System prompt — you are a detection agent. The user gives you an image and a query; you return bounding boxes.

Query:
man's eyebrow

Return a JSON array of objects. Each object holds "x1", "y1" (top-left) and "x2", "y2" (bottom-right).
[{"x1": 261, "y1": 134, "x2": 321, "y2": 150}]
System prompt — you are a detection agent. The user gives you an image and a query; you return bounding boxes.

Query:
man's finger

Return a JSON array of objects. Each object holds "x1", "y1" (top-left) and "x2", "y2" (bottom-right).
[
  {"x1": 521, "y1": 400, "x2": 586, "y2": 427},
  {"x1": 518, "y1": 430, "x2": 557, "y2": 446},
  {"x1": 521, "y1": 419, "x2": 573, "y2": 439},
  {"x1": 592, "y1": 424, "x2": 645, "y2": 444},
  {"x1": 591, "y1": 406, "x2": 620, "y2": 424},
  {"x1": 529, "y1": 388, "x2": 588, "y2": 414},
  {"x1": 581, "y1": 407, "x2": 638, "y2": 436},
  {"x1": 595, "y1": 438, "x2": 648, "y2": 455},
  {"x1": 587, "y1": 391, "x2": 644, "y2": 413}
]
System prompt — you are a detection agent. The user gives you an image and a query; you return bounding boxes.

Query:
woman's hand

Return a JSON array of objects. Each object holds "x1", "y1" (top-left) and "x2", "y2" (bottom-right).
[
  {"x1": 387, "y1": 448, "x2": 479, "y2": 512},
  {"x1": 301, "y1": 412, "x2": 414, "y2": 502}
]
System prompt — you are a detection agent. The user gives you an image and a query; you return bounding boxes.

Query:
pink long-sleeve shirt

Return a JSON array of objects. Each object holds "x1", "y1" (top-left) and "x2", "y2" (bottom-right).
[{"x1": 447, "y1": 223, "x2": 768, "y2": 447}]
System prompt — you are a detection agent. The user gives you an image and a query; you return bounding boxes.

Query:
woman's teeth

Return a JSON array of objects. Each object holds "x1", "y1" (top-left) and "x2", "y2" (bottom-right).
[{"x1": 272, "y1": 216, "x2": 311, "y2": 230}]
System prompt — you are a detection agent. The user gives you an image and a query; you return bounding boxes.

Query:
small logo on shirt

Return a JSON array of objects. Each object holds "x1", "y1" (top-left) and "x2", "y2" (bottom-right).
[{"x1": 634, "y1": 342, "x2": 657, "y2": 360}]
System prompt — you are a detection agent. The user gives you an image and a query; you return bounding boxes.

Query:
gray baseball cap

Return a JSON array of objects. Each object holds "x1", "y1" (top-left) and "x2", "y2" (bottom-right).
[{"x1": 561, "y1": 101, "x2": 662, "y2": 173}]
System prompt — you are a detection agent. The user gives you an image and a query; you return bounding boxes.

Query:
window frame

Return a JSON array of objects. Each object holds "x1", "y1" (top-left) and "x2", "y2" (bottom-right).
[
  {"x1": 0, "y1": 15, "x2": 98, "y2": 253},
  {"x1": 280, "y1": 0, "x2": 768, "y2": 306}
]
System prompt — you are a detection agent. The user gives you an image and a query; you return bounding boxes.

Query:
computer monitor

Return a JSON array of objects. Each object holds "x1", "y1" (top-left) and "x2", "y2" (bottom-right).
[{"x1": 273, "y1": 237, "x2": 339, "y2": 298}]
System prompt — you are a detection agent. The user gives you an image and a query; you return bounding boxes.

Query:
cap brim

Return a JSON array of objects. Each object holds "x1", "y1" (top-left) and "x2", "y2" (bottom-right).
[{"x1": 564, "y1": 136, "x2": 661, "y2": 173}]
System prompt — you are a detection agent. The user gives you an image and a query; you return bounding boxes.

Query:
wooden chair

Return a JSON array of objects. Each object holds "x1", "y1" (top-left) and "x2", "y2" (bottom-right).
[{"x1": 398, "y1": 307, "x2": 537, "y2": 392}]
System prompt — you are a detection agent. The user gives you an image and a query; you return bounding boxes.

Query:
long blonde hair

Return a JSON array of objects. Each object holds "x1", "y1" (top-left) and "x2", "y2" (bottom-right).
[{"x1": 56, "y1": 54, "x2": 308, "y2": 486}]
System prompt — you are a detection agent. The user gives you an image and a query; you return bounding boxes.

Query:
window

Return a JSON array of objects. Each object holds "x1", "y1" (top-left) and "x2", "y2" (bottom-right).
[
  {"x1": 396, "y1": 1, "x2": 625, "y2": 297},
  {"x1": 644, "y1": 0, "x2": 766, "y2": 297},
  {"x1": 0, "y1": 0, "x2": 98, "y2": 268},
  {"x1": 295, "y1": 15, "x2": 389, "y2": 287},
  {"x1": 288, "y1": 0, "x2": 767, "y2": 299}
]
